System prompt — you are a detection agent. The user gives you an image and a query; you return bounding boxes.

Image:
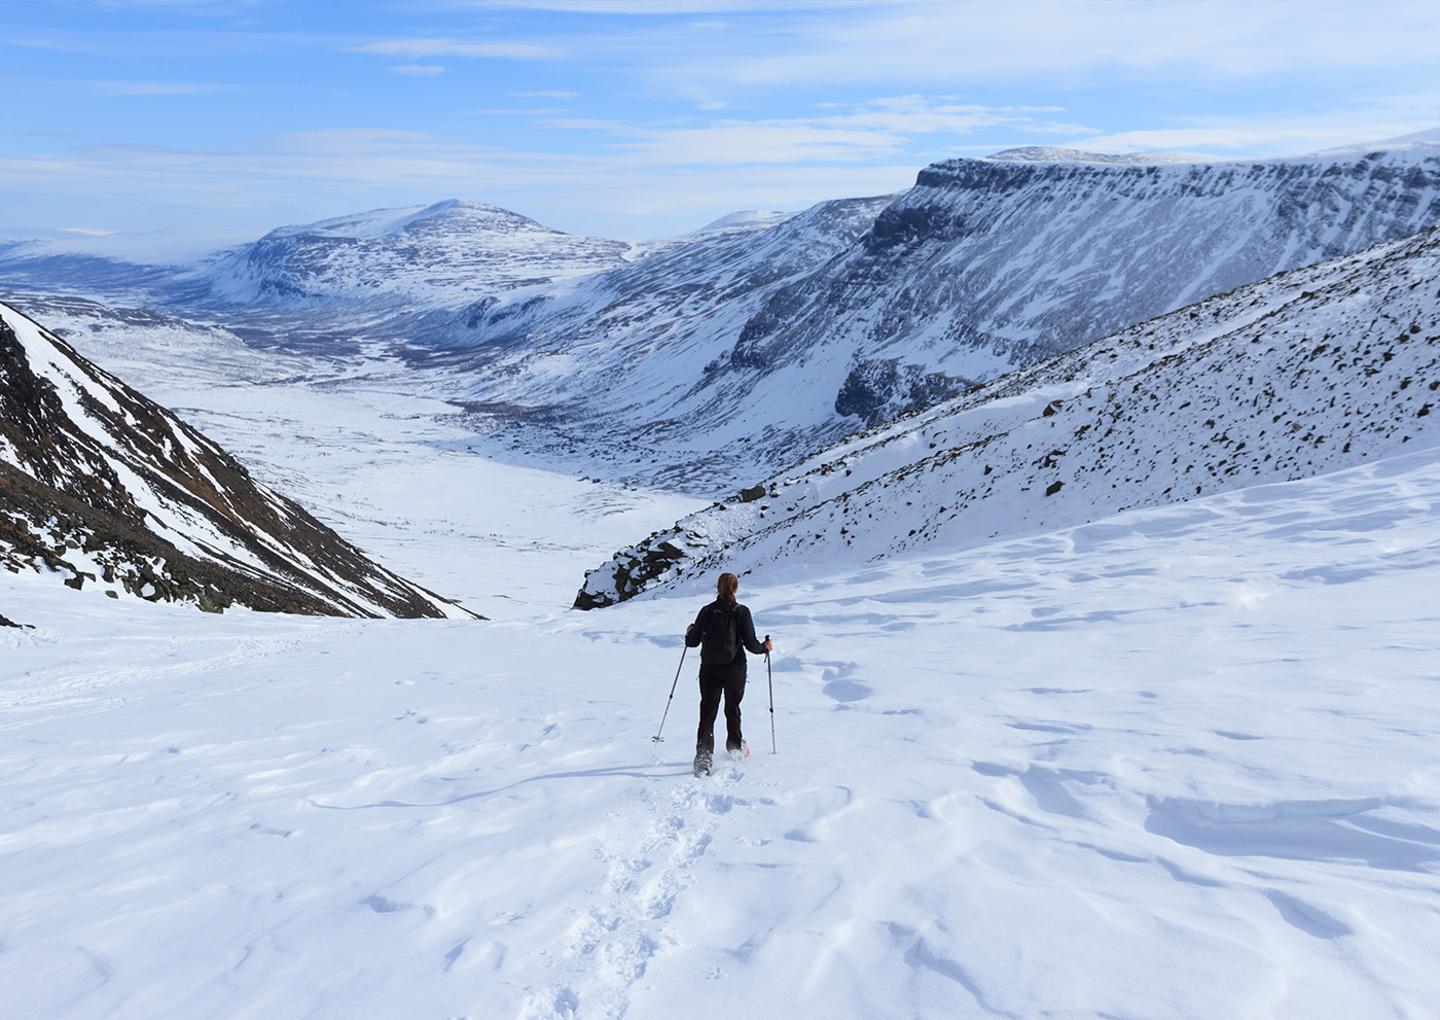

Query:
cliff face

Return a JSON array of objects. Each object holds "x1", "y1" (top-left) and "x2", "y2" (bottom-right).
[{"x1": 729, "y1": 146, "x2": 1440, "y2": 426}]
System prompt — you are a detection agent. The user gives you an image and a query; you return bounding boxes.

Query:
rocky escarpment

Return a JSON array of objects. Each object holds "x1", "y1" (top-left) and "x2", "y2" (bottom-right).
[
  {"x1": 576, "y1": 225, "x2": 1440, "y2": 608},
  {"x1": 0, "y1": 300, "x2": 474, "y2": 618},
  {"x1": 727, "y1": 143, "x2": 1440, "y2": 428}
]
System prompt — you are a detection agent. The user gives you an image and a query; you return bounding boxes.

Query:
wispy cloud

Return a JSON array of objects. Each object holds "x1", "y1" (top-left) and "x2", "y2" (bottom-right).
[
  {"x1": 350, "y1": 37, "x2": 557, "y2": 60},
  {"x1": 456, "y1": 0, "x2": 876, "y2": 11},
  {"x1": 388, "y1": 64, "x2": 446, "y2": 76},
  {"x1": 89, "y1": 80, "x2": 248, "y2": 96},
  {"x1": 659, "y1": 0, "x2": 1440, "y2": 88},
  {"x1": 0, "y1": 128, "x2": 915, "y2": 239},
  {"x1": 509, "y1": 89, "x2": 578, "y2": 100},
  {"x1": 59, "y1": 226, "x2": 115, "y2": 237},
  {"x1": 546, "y1": 96, "x2": 1087, "y2": 166},
  {"x1": 1073, "y1": 102, "x2": 1440, "y2": 155}
]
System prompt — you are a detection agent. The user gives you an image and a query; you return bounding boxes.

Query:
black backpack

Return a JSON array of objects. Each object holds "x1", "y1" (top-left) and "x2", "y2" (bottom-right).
[{"x1": 699, "y1": 602, "x2": 740, "y2": 665}]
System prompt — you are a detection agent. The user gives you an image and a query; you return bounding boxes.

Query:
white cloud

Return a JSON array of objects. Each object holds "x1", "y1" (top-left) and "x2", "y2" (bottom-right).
[
  {"x1": 1071, "y1": 101, "x2": 1440, "y2": 156},
  {"x1": 660, "y1": 0, "x2": 1440, "y2": 88},
  {"x1": 0, "y1": 128, "x2": 913, "y2": 240},
  {"x1": 509, "y1": 89, "x2": 579, "y2": 100},
  {"x1": 545, "y1": 96, "x2": 1087, "y2": 166},
  {"x1": 451, "y1": 0, "x2": 867, "y2": 11},
  {"x1": 388, "y1": 64, "x2": 447, "y2": 76},
  {"x1": 59, "y1": 226, "x2": 115, "y2": 237}
]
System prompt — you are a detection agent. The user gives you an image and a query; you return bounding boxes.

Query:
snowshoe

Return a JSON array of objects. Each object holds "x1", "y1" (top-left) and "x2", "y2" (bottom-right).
[
  {"x1": 693, "y1": 751, "x2": 713, "y2": 777},
  {"x1": 727, "y1": 740, "x2": 751, "y2": 761}
]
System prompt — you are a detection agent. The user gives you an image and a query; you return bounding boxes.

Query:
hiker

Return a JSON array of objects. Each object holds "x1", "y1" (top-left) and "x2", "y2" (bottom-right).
[{"x1": 685, "y1": 571, "x2": 772, "y2": 775}]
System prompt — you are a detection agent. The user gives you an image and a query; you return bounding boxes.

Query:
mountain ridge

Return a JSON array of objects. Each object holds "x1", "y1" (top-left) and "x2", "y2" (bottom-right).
[
  {"x1": 574, "y1": 224, "x2": 1440, "y2": 608},
  {"x1": 0, "y1": 300, "x2": 475, "y2": 618}
]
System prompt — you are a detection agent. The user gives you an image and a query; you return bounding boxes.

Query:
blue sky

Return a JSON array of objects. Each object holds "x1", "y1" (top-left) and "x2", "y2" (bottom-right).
[{"x1": 3, "y1": 0, "x2": 1439, "y2": 255}]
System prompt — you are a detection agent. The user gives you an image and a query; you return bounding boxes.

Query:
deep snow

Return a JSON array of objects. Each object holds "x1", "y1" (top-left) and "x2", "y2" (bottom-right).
[{"x1": 5, "y1": 415, "x2": 1440, "y2": 1018}]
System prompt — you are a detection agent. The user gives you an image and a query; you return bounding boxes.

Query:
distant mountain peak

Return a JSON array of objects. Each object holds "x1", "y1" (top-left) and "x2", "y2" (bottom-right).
[
  {"x1": 264, "y1": 200, "x2": 547, "y2": 242},
  {"x1": 1314, "y1": 126, "x2": 1440, "y2": 156},
  {"x1": 694, "y1": 209, "x2": 796, "y2": 234}
]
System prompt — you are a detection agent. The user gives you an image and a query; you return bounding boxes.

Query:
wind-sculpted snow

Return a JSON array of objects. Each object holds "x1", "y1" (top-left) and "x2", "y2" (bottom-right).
[
  {"x1": 576, "y1": 226, "x2": 1440, "y2": 608},
  {"x1": 6, "y1": 443, "x2": 1440, "y2": 1017},
  {"x1": 183, "y1": 200, "x2": 631, "y2": 311},
  {"x1": 0, "y1": 301, "x2": 472, "y2": 618}
]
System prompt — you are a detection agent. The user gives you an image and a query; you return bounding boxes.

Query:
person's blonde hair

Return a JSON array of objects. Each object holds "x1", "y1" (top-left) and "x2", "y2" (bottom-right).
[{"x1": 716, "y1": 572, "x2": 739, "y2": 605}]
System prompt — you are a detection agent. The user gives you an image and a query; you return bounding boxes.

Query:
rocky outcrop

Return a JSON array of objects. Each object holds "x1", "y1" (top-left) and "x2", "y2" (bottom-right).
[{"x1": 0, "y1": 300, "x2": 475, "y2": 618}]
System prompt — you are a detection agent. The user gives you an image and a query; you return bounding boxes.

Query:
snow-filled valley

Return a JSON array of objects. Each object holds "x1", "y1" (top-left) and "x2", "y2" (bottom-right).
[
  {"x1": 4, "y1": 133, "x2": 1440, "y2": 1019},
  {"x1": 6, "y1": 433, "x2": 1440, "y2": 1018}
]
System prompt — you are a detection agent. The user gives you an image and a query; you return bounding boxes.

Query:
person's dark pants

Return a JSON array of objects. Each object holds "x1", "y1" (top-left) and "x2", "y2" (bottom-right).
[{"x1": 696, "y1": 671, "x2": 746, "y2": 755}]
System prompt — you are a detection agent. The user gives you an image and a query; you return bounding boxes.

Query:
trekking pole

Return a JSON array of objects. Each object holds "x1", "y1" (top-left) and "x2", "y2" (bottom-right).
[
  {"x1": 765, "y1": 635, "x2": 777, "y2": 755},
  {"x1": 652, "y1": 643, "x2": 688, "y2": 743}
]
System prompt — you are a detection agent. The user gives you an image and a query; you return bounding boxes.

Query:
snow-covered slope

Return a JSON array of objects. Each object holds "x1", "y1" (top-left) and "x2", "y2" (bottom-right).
[
  {"x1": 454, "y1": 139, "x2": 1440, "y2": 490},
  {"x1": 0, "y1": 300, "x2": 471, "y2": 618},
  {"x1": 178, "y1": 200, "x2": 631, "y2": 310},
  {"x1": 726, "y1": 141, "x2": 1440, "y2": 428},
  {"x1": 576, "y1": 225, "x2": 1440, "y2": 608},
  {"x1": 6, "y1": 440, "x2": 1440, "y2": 1018},
  {"x1": 434, "y1": 194, "x2": 895, "y2": 485},
  {"x1": 0, "y1": 240, "x2": 178, "y2": 302}
]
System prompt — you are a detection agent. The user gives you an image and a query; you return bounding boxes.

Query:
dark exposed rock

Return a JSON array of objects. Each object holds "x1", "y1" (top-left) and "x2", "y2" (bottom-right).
[
  {"x1": 573, "y1": 536, "x2": 688, "y2": 610},
  {"x1": 835, "y1": 358, "x2": 968, "y2": 425},
  {"x1": 0, "y1": 302, "x2": 476, "y2": 619}
]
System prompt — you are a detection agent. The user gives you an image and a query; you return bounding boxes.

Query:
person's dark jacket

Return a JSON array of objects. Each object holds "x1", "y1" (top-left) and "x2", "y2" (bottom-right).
[{"x1": 686, "y1": 599, "x2": 766, "y2": 681}]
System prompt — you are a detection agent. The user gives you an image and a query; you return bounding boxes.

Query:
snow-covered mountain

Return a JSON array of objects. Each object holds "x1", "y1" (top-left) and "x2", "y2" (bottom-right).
[
  {"x1": 179, "y1": 200, "x2": 631, "y2": 311},
  {"x1": 727, "y1": 142, "x2": 1440, "y2": 424},
  {"x1": 575, "y1": 224, "x2": 1440, "y2": 608},
  {"x1": 433, "y1": 194, "x2": 897, "y2": 485},
  {"x1": 0, "y1": 300, "x2": 472, "y2": 618},
  {"x1": 0, "y1": 240, "x2": 179, "y2": 302},
  {"x1": 456, "y1": 138, "x2": 1440, "y2": 490}
]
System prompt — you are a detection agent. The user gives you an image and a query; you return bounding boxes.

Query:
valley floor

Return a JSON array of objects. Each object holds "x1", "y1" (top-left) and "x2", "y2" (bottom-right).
[{"x1": 5, "y1": 432, "x2": 1440, "y2": 1018}]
